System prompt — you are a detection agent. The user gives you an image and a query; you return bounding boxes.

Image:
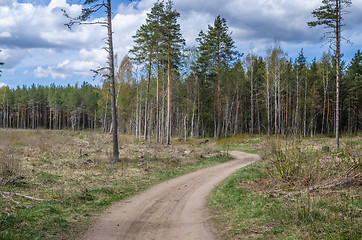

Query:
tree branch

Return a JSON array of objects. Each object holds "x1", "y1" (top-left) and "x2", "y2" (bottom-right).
[{"x1": 1, "y1": 191, "x2": 52, "y2": 202}]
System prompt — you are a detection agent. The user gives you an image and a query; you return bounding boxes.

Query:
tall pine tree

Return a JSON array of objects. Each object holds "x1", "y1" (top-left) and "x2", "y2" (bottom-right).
[
  {"x1": 308, "y1": 0, "x2": 352, "y2": 148},
  {"x1": 161, "y1": 0, "x2": 185, "y2": 145},
  {"x1": 196, "y1": 16, "x2": 236, "y2": 139}
]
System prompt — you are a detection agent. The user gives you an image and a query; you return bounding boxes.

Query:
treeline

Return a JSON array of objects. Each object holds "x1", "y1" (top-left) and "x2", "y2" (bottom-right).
[
  {"x1": 1, "y1": 0, "x2": 361, "y2": 140},
  {"x1": 0, "y1": 49, "x2": 361, "y2": 138},
  {"x1": 0, "y1": 83, "x2": 99, "y2": 131}
]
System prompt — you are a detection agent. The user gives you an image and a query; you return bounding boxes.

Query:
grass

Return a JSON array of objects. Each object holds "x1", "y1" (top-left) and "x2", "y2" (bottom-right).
[
  {"x1": 0, "y1": 129, "x2": 231, "y2": 240},
  {"x1": 208, "y1": 135, "x2": 361, "y2": 240},
  {"x1": 216, "y1": 134, "x2": 264, "y2": 154},
  {"x1": 2, "y1": 130, "x2": 360, "y2": 239}
]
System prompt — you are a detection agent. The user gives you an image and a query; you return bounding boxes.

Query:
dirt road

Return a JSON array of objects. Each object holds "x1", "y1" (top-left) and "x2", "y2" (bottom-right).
[{"x1": 78, "y1": 151, "x2": 259, "y2": 240}]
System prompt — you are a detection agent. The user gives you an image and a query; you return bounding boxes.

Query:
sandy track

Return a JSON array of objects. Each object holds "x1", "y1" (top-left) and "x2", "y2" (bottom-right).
[{"x1": 78, "y1": 151, "x2": 259, "y2": 240}]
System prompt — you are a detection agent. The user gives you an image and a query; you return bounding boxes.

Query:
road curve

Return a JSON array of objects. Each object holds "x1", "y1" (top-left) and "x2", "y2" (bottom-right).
[{"x1": 78, "y1": 151, "x2": 259, "y2": 240}]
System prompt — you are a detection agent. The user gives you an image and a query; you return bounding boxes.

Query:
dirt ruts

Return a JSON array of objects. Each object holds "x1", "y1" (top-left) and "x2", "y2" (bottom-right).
[{"x1": 78, "y1": 151, "x2": 259, "y2": 240}]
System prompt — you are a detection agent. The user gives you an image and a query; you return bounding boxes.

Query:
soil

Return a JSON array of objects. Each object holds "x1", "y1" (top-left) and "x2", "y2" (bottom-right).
[{"x1": 78, "y1": 151, "x2": 259, "y2": 240}]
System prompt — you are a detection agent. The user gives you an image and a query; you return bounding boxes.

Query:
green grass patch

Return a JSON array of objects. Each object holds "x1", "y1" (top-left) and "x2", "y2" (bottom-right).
[{"x1": 216, "y1": 134, "x2": 265, "y2": 154}]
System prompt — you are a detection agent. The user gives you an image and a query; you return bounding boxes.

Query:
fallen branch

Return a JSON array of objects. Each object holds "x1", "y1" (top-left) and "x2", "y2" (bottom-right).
[
  {"x1": 1, "y1": 191, "x2": 52, "y2": 202},
  {"x1": 1, "y1": 191, "x2": 21, "y2": 205},
  {"x1": 345, "y1": 164, "x2": 360, "y2": 177},
  {"x1": 288, "y1": 175, "x2": 360, "y2": 197}
]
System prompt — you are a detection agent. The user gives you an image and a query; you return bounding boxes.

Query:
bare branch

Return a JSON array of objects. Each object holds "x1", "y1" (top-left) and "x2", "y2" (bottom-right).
[{"x1": 1, "y1": 191, "x2": 52, "y2": 202}]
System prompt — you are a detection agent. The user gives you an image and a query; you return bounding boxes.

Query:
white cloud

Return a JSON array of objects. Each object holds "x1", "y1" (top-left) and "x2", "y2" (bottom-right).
[
  {"x1": 0, "y1": 32, "x2": 11, "y2": 38},
  {"x1": 34, "y1": 59, "x2": 72, "y2": 79},
  {"x1": 0, "y1": 48, "x2": 28, "y2": 69},
  {"x1": 0, "y1": 0, "x2": 97, "y2": 50},
  {"x1": 0, "y1": 82, "x2": 8, "y2": 88},
  {"x1": 32, "y1": 54, "x2": 103, "y2": 80}
]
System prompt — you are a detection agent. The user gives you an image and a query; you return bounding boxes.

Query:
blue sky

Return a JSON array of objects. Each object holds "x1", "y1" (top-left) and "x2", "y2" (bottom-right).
[{"x1": 1, "y1": 0, "x2": 361, "y2": 89}]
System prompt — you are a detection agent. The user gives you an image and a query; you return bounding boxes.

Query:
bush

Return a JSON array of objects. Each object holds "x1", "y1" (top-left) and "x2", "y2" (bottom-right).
[
  {"x1": 0, "y1": 147, "x2": 20, "y2": 185},
  {"x1": 264, "y1": 139, "x2": 322, "y2": 185}
]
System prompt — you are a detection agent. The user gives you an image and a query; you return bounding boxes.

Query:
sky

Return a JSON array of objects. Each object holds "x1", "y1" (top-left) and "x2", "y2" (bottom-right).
[{"x1": 0, "y1": 0, "x2": 361, "y2": 89}]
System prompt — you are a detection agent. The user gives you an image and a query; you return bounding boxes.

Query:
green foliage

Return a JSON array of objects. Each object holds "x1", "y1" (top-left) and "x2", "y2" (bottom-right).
[
  {"x1": 1, "y1": 3, "x2": 362, "y2": 139},
  {"x1": 130, "y1": 0, "x2": 185, "y2": 68},
  {"x1": 197, "y1": 15, "x2": 236, "y2": 73},
  {"x1": 193, "y1": 15, "x2": 237, "y2": 137},
  {"x1": 307, "y1": 0, "x2": 351, "y2": 36},
  {"x1": 0, "y1": 83, "x2": 101, "y2": 130}
]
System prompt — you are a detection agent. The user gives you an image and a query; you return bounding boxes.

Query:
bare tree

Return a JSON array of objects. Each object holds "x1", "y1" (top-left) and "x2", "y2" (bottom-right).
[{"x1": 63, "y1": 0, "x2": 119, "y2": 161}]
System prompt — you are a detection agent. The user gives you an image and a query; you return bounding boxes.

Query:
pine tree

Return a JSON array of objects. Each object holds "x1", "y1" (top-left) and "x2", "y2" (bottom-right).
[
  {"x1": 196, "y1": 16, "x2": 236, "y2": 139},
  {"x1": 63, "y1": 0, "x2": 119, "y2": 161},
  {"x1": 130, "y1": 19, "x2": 154, "y2": 141},
  {"x1": 308, "y1": 0, "x2": 352, "y2": 148},
  {"x1": 147, "y1": 1, "x2": 165, "y2": 142},
  {"x1": 161, "y1": 0, "x2": 185, "y2": 144},
  {"x1": 130, "y1": 0, "x2": 166, "y2": 142}
]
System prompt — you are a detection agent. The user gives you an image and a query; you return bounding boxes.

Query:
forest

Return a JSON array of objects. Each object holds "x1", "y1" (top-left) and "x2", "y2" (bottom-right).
[
  {"x1": 0, "y1": 1, "x2": 361, "y2": 142},
  {"x1": 0, "y1": 1, "x2": 361, "y2": 239}
]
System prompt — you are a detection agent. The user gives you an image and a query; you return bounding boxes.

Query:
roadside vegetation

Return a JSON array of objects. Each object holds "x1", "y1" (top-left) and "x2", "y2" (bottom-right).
[
  {"x1": 1, "y1": 129, "x2": 361, "y2": 239},
  {"x1": 210, "y1": 134, "x2": 361, "y2": 239},
  {"x1": 0, "y1": 129, "x2": 230, "y2": 239}
]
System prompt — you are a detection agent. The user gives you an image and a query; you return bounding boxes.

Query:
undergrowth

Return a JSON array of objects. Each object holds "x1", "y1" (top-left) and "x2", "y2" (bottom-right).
[{"x1": 209, "y1": 135, "x2": 361, "y2": 239}]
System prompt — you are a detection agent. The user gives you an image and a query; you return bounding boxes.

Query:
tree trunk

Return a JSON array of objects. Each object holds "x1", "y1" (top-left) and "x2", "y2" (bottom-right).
[
  {"x1": 321, "y1": 71, "x2": 328, "y2": 134},
  {"x1": 234, "y1": 91, "x2": 240, "y2": 135},
  {"x1": 144, "y1": 54, "x2": 152, "y2": 141},
  {"x1": 166, "y1": 39, "x2": 171, "y2": 145},
  {"x1": 266, "y1": 66, "x2": 270, "y2": 136},
  {"x1": 191, "y1": 97, "x2": 195, "y2": 138},
  {"x1": 335, "y1": 0, "x2": 341, "y2": 149},
  {"x1": 250, "y1": 59, "x2": 254, "y2": 135},
  {"x1": 303, "y1": 70, "x2": 307, "y2": 137},
  {"x1": 107, "y1": 0, "x2": 119, "y2": 162},
  {"x1": 216, "y1": 44, "x2": 222, "y2": 139},
  {"x1": 136, "y1": 83, "x2": 139, "y2": 138},
  {"x1": 274, "y1": 67, "x2": 278, "y2": 135},
  {"x1": 161, "y1": 68, "x2": 165, "y2": 144},
  {"x1": 156, "y1": 49, "x2": 160, "y2": 143},
  {"x1": 295, "y1": 70, "x2": 300, "y2": 135},
  {"x1": 184, "y1": 115, "x2": 187, "y2": 142}
]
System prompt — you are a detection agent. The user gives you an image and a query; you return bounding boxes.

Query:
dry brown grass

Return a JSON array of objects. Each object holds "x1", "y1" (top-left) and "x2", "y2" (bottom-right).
[
  {"x1": 0, "y1": 129, "x2": 227, "y2": 239},
  {"x1": 0, "y1": 128, "x2": 218, "y2": 209},
  {"x1": 0, "y1": 146, "x2": 20, "y2": 186}
]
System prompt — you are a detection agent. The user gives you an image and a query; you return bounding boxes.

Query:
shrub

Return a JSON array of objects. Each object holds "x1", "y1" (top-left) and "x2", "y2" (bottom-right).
[
  {"x1": 264, "y1": 139, "x2": 322, "y2": 185},
  {"x1": 0, "y1": 147, "x2": 20, "y2": 185}
]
